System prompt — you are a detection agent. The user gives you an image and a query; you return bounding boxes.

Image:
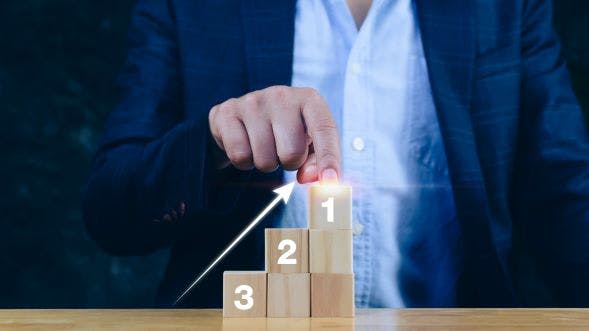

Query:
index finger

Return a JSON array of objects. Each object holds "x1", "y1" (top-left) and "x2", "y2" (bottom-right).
[{"x1": 297, "y1": 88, "x2": 341, "y2": 183}]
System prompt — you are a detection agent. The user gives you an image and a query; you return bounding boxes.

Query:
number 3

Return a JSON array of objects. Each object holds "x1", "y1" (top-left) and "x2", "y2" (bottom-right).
[
  {"x1": 322, "y1": 197, "x2": 334, "y2": 223},
  {"x1": 277, "y1": 239, "x2": 297, "y2": 265},
  {"x1": 234, "y1": 284, "x2": 254, "y2": 310}
]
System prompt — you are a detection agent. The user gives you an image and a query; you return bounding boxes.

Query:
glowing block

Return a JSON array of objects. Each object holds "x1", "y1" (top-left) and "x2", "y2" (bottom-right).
[{"x1": 308, "y1": 185, "x2": 352, "y2": 230}]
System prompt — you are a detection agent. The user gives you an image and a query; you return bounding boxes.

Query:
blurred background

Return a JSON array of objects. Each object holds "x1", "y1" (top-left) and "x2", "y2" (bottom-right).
[{"x1": 0, "y1": 1, "x2": 587, "y2": 308}]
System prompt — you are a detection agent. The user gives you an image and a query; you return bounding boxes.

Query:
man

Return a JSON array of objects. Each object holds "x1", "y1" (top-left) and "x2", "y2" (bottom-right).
[{"x1": 84, "y1": 0, "x2": 589, "y2": 308}]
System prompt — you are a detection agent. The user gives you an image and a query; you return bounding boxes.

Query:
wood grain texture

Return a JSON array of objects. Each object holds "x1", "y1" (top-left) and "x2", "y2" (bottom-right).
[
  {"x1": 311, "y1": 273, "x2": 355, "y2": 318},
  {"x1": 267, "y1": 273, "x2": 311, "y2": 317},
  {"x1": 309, "y1": 229, "x2": 353, "y2": 273},
  {"x1": 4, "y1": 309, "x2": 589, "y2": 330},
  {"x1": 265, "y1": 228, "x2": 309, "y2": 273},
  {"x1": 223, "y1": 271, "x2": 267, "y2": 317},
  {"x1": 308, "y1": 185, "x2": 352, "y2": 230}
]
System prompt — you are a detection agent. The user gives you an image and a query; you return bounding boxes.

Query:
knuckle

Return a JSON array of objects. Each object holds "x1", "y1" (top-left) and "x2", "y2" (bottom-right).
[
  {"x1": 215, "y1": 99, "x2": 237, "y2": 118},
  {"x1": 208, "y1": 105, "x2": 219, "y2": 126},
  {"x1": 255, "y1": 157, "x2": 279, "y2": 173},
  {"x1": 225, "y1": 97, "x2": 239, "y2": 106},
  {"x1": 317, "y1": 150, "x2": 339, "y2": 168},
  {"x1": 279, "y1": 148, "x2": 306, "y2": 169},
  {"x1": 267, "y1": 85, "x2": 289, "y2": 98},
  {"x1": 300, "y1": 89, "x2": 330, "y2": 119},
  {"x1": 228, "y1": 149, "x2": 253, "y2": 169},
  {"x1": 242, "y1": 92, "x2": 260, "y2": 109},
  {"x1": 302, "y1": 87, "x2": 323, "y2": 103},
  {"x1": 315, "y1": 118, "x2": 338, "y2": 134},
  {"x1": 267, "y1": 86, "x2": 291, "y2": 105}
]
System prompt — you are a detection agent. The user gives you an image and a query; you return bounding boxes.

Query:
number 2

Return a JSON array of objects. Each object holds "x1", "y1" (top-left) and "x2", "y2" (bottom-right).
[
  {"x1": 321, "y1": 197, "x2": 334, "y2": 223},
  {"x1": 234, "y1": 284, "x2": 254, "y2": 310},
  {"x1": 277, "y1": 239, "x2": 297, "y2": 265}
]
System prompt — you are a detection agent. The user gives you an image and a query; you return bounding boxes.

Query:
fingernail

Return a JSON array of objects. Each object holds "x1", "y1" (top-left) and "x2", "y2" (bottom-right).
[{"x1": 321, "y1": 168, "x2": 338, "y2": 184}]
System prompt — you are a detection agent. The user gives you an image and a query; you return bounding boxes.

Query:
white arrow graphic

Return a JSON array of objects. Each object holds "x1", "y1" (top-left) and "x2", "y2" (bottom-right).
[{"x1": 173, "y1": 182, "x2": 295, "y2": 306}]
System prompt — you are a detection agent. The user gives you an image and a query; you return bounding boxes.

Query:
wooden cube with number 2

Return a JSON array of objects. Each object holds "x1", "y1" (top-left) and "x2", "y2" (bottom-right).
[
  {"x1": 265, "y1": 228, "x2": 309, "y2": 273},
  {"x1": 309, "y1": 185, "x2": 352, "y2": 229}
]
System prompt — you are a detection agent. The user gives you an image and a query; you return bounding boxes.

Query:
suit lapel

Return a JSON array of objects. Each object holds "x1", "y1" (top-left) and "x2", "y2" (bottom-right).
[
  {"x1": 415, "y1": 0, "x2": 515, "y2": 304},
  {"x1": 241, "y1": 0, "x2": 296, "y2": 91}
]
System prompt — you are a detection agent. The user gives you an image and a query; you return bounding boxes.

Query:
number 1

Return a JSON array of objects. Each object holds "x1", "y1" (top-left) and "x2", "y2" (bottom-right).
[{"x1": 321, "y1": 197, "x2": 334, "y2": 223}]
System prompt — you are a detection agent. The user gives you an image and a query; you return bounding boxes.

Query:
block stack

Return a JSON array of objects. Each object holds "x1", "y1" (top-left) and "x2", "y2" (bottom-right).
[{"x1": 223, "y1": 185, "x2": 354, "y2": 318}]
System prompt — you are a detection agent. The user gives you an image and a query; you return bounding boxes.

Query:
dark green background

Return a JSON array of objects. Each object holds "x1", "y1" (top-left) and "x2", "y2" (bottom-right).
[{"x1": 0, "y1": 1, "x2": 587, "y2": 308}]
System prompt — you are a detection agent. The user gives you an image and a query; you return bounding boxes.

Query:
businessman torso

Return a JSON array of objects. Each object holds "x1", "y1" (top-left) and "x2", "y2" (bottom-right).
[
  {"x1": 164, "y1": 0, "x2": 521, "y2": 306},
  {"x1": 85, "y1": 0, "x2": 589, "y2": 308}
]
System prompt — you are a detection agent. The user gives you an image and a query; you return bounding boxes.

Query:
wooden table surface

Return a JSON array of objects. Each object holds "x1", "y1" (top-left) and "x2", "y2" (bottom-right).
[{"x1": 1, "y1": 309, "x2": 589, "y2": 330}]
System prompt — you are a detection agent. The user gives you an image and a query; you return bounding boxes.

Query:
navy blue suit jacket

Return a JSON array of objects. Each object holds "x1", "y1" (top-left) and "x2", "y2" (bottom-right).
[{"x1": 84, "y1": 0, "x2": 589, "y2": 307}]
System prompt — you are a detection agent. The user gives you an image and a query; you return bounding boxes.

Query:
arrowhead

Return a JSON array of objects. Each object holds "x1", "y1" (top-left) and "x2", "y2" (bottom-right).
[{"x1": 273, "y1": 182, "x2": 296, "y2": 204}]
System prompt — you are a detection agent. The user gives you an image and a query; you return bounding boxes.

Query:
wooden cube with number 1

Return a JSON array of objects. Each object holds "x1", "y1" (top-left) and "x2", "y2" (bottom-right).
[
  {"x1": 223, "y1": 271, "x2": 267, "y2": 317},
  {"x1": 265, "y1": 228, "x2": 309, "y2": 273},
  {"x1": 308, "y1": 185, "x2": 352, "y2": 229}
]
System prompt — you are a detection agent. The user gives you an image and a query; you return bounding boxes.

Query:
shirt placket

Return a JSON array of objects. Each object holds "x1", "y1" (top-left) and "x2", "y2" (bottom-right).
[{"x1": 342, "y1": 24, "x2": 375, "y2": 309}]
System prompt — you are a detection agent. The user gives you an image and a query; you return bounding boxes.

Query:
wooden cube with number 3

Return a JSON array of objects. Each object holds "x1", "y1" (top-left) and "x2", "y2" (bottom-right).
[
  {"x1": 265, "y1": 228, "x2": 309, "y2": 273},
  {"x1": 223, "y1": 271, "x2": 267, "y2": 317},
  {"x1": 308, "y1": 185, "x2": 352, "y2": 230}
]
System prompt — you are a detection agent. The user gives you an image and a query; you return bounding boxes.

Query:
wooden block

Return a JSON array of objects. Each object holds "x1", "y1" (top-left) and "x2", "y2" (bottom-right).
[
  {"x1": 311, "y1": 273, "x2": 355, "y2": 317},
  {"x1": 222, "y1": 318, "x2": 266, "y2": 330},
  {"x1": 309, "y1": 229, "x2": 353, "y2": 274},
  {"x1": 308, "y1": 185, "x2": 352, "y2": 229},
  {"x1": 266, "y1": 317, "x2": 311, "y2": 330},
  {"x1": 267, "y1": 273, "x2": 311, "y2": 317},
  {"x1": 265, "y1": 228, "x2": 309, "y2": 273},
  {"x1": 223, "y1": 271, "x2": 267, "y2": 317}
]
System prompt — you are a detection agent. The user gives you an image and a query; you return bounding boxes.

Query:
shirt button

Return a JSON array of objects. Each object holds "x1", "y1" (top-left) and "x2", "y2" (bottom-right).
[
  {"x1": 352, "y1": 137, "x2": 365, "y2": 151},
  {"x1": 353, "y1": 221, "x2": 364, "y2": 236},
  {"x1": 351, "y1": 62, "x2": 362, "y2": 75}
]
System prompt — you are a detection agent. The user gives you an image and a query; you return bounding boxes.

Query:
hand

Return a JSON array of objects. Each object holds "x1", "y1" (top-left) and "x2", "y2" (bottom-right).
[{"x1": 208, "y1": 86, "x2": 340, "y2": 183}]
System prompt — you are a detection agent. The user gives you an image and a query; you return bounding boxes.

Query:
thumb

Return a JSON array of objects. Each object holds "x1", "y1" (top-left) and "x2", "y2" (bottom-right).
[
  {"x1": 297, "y1": 152, "x2": 339, "y2": 184},
  {"x1": 296, "y1": 152, "x2": 317, "y2": 183}
]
